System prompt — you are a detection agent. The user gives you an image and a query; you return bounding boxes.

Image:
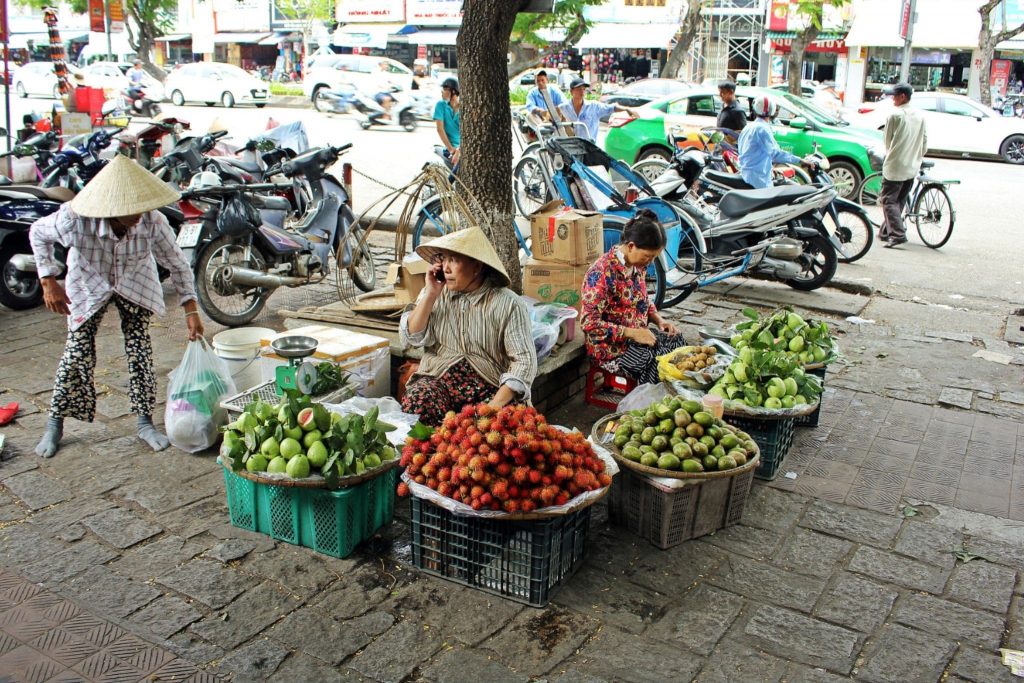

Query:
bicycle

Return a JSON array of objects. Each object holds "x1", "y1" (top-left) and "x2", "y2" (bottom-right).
[
  {"x1": 856, "y1": 162, "x2": 959, "y2": 249},
  {"x1": 511, "y1": 109, "x2": 589, "y2": 217}
]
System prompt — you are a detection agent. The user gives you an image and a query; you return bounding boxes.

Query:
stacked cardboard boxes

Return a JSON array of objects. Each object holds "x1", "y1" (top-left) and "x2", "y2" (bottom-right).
[{"x1": 523, "y1": 200, "x2": 603, "y2": 312}]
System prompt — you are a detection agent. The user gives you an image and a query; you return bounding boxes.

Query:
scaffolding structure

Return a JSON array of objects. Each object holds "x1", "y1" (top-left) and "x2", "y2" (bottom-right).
[{"x1": 683, "y1": 0, "x2": 765, "y2": 85}]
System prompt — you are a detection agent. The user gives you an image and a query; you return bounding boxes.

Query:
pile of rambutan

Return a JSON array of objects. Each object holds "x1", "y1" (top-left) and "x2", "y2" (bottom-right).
[{"x1": 397, "y1": 403, "x2": 611, "y2": 513}]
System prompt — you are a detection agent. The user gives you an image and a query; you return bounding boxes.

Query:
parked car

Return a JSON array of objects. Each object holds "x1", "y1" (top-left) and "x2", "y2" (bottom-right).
[
  {"x1": 80, "y1": 61, "x2": 165, "y2": 101},
  {"x1": 13, "y1": 62, "x2": 81, "y2": 99},
  {"x1": 600, "y1": 78, "x2": 692, "y2": 108},
  {"x1": 850, "y1": 91, "x2": 1024, "y2": 163},
  {"x1": 303, "y1": 54, "x2": 412, "y2": 101},
  {"x1": 164, "y1": 62, "x2": 268, "y2": 108},
  {"x1": 603, "y1": 86, "x2": 883, "y2": 197},
  {"x1": 769, "y1": 81, "x2": 843, "y2": 116}
]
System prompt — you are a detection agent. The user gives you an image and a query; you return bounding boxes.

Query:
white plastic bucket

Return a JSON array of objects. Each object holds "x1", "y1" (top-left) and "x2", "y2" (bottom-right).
[{"x1": 212, "y1": 327, "x2": 275, "y2": 392}]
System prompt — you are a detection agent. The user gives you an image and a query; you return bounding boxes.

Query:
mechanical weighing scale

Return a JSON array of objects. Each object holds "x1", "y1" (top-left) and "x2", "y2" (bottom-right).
[{"x1": 269, "y1": 335, "x2": 319, "y2": 395}]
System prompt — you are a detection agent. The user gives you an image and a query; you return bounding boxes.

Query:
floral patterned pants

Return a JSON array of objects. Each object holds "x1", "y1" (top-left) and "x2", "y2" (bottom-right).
[
  {"x1": 606, "y1": 330, "x2": 687, "y2": 385},
  {"x1": 50, "y1": 295, "x2": 156, "y2": 422},
  {"x1": 401, "y1": 358, "x2": 496, "y2": 426}
]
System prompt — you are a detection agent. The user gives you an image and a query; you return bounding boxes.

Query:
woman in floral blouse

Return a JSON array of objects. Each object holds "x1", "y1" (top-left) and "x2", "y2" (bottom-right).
[{"x1": 580, "y1": 209, "x2": 685, "y2": 384}]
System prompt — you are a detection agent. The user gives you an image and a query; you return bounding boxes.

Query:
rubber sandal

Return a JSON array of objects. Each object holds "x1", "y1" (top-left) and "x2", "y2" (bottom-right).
[{"x1": 0, "y1": 403, "x2": 18, "y2": 426}]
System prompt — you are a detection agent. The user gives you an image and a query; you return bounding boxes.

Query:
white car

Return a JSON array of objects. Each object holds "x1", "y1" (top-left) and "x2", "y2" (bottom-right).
[
  {"x1": 79, "y1": 62, "x2": 165, "y2": 102},
  {"x1": 13, "y1": 62, "x2": 81, "y2": 99},
  {"x1": 165, "y1": 62, "x2": 268, "y2": 108},
  {"x1": 850, "y1": 92, "x2": 1024, "y2": 164},
  {"x1": 303, "y1": 54, "x2": 412, "y2": 101},
  {"x1": 770, "y1": 82, "x2": 843, "y2": 117}
]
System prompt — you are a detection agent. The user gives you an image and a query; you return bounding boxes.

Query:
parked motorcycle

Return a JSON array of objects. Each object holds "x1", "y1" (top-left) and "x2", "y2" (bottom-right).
[
  {"x1": 0, "y1": 131, "x2": 60, "y2": 184},
  {"x1": 351, "y1": 87, "x2": 418, "y2": 133},
  {"x1": 0, "y1": 184, "x2": 71, "y2": 309},
  {"x1": 179, "y1": 144, "x2": 377, "y2": 326},
  {"x1": 40, "y1": 127, "x2": 119, "y2": 191},
  {"x1": 117, "y1": 116, "x2": 190, "y2": 169}
]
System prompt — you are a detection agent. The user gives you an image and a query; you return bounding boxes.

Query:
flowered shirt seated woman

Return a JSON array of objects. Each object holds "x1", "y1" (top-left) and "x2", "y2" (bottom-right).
[{"x1": 580, "y1": 209, "x2": 685, "y2": 385}]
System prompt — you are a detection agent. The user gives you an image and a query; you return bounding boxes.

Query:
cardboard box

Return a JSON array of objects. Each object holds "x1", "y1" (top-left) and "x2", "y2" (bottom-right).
[
  {"x1": 386, "y1": 253, "x2": 431, "y2": 305},
  {"x1": 529, "y1": 200, "x2": 603, "y2": 266},
  {"x1": 522, "y1": 258, "x2": 589, "y2": 312}
]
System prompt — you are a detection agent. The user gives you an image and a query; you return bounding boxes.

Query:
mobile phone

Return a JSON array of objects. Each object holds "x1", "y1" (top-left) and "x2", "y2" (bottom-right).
[{"x1": 433, "y1": 269, "x2": 446, "y2": 283}]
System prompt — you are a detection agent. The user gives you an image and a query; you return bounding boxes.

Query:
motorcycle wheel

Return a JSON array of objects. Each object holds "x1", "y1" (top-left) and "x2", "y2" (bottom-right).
[
  {"x1": 826, "y1": 207, "x2": 873, "y2": 263},
  {"x1": 359, "y1": 120, "x2": 372, "y2": 130},
  {"x1": 400, "y1": 113, "x2": 417, "y2": 132},
  {"x1": 0, "y1": 245, "x2": 43, "y2": 310},
  {"x1": 786, "y1": 233, "x2": 838, "y2": 291},
  {"x1": 343, "y1": 227, "x2": 377, "y2": 293},
  {"x1": 313, "y1": 90, "x2": 329, "y2": 113},
  {"x1": 631, "y1": 159, "x2": 670, "y2": 186},
  {"x1": 195, "y1": 235, "x2": 270, "y2": 326}
]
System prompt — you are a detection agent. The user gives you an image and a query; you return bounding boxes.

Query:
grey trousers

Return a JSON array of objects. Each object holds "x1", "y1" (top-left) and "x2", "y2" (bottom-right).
[{"x1": 880, "y1": 178, "x2": 914, "y2": 240}]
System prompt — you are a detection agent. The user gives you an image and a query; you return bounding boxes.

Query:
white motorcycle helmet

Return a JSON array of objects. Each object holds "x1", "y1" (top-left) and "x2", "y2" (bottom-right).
[
  {"x1": 751, "y1": 95, "x2": 779, "y2": 119},
  {"x1": 188, "y1": 171, "x2": 222, "y2": 191}
]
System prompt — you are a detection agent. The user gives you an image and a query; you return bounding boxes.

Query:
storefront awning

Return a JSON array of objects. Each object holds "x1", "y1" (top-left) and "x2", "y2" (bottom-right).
[
  {"x1": 333, "y1": 23, "x2": 406, "y2": 49},
  {"x1": 411, "y1": 28, "x2": 458, "y2": 46},
  {"x1": 259, "y1": 32, "x2": 295, "y2": 46},
  {"x1": 213, "y1": 32, "x2": 274, "y2": 44},
  {"x1": 576, "y1": 23, "x2": 678, "y2": 50},
  {"x1": 5, "y1": 33, "x2": 50, "y2": 49},
  {"x1": 156, "y1": 33, "x2": 192, "y2": 43},
  {"x1": 845, "y1": 0, "x2": 979, "y2": 49},
  {"x1": 765, "y1": 31, "x2": 846, "y2": 41}
]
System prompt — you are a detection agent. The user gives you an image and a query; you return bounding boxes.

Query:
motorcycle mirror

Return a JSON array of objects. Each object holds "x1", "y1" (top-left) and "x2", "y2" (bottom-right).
[
  {"x1": 710, "y1": 132, "x2": 724, "y2": 144},
  {"x1": 788, "y1": 117, "x2": 809, "y2": 130}
]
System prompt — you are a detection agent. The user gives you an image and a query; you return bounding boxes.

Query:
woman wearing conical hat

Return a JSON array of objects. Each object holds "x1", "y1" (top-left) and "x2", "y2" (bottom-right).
[
  {"x1": 29, "y1": 155, "x2": 203, "y2": 458},
  {"x1": 399, "y1": 227, "x2": 538, "y2": 426}
]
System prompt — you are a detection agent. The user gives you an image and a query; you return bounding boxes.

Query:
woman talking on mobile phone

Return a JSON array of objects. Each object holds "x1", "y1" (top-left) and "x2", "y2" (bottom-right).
[{"x1": 399, "y1": 227, "x2": 537, "y2": 426}]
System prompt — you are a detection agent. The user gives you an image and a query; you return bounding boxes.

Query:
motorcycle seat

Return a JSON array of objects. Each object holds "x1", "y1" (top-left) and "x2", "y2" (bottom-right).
[
  {"x1": 252, "y1": 195, "x2": 291, "y2": 211},
  {"x1": 223, "y1": 157, "x2": 263, "y2": 174},
  {"x1": 718, "y1": 185, "x2": 817, "y2": 218},
  {"x1": 0, "y1": 185, "x2": 75, "y2": 202},
  {"x1": 705, "y1": 170, "x2": 752, "y2": 190},
  {"x1": 920, "y1": 160, "x2": 934, "y2": 170}
]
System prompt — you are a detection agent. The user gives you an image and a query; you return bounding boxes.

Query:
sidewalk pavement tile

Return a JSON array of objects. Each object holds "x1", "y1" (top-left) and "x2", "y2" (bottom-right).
[
  {"x1": 567, "y1": 626, "x2": 705, "y2": 683},
  {"x1": 645, "y1": 584, "x2": 745, "y2": 655},
  {"x1": 945, "y1": 560, "x2": 1017, "y2": 613},
  {"x1": 848, "y1": 546, "x2": 950, "y2": 594},
  {"x1": 813, "y1": 572, "x2": 898, "y2": 634},
  {"x1": 743, "y1": 604, "x2": 860, "y2": 673},
  {"x1": 891, "y1": 592, "x2": 1006, "y2": 649},
  {"x1": 419, "y1": 646, "x2": 531, "y2": 683},
  {"x1": 706, "y1": 555, "x2": 826, "y2": 613}
]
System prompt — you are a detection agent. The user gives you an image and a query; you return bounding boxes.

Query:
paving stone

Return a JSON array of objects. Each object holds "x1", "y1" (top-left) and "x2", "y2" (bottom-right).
[
  {"x1": 620, "y1": 535, "x2": 727, "y2": 593},
  {"x1": 949, "y1": 645, "x2": 1020, "y2": 683},
  {"x1": 204, "y1": 539, "x2": 258, "y2": 564},
  {"x1": 742, "y1": 485, "x2": 806, "y2": 532},
  {"x1": 60, "y1": 565, "x2": 161, "y2": 619},
  {"x1": 781, "y1": 663, "x2": 850, "y2": 683},
  {"x1": 481, "y1": 606, "x2": 601, "y2": 678},
  {"x1": 775, "y1": 528, "x2": 853, "y2": 578},
  {"x1": 2, "y1": 470, "x2": 72, "y2": 510},
  {"x1": 26, "y1": 497, "x2": 116, "y2": 533},
  {"x1": 347, "y1": 619, "x2": 443, "y2": 683},
  {"x1": 848, "y1": 546, "x2": 950, "y2": 594},
  {"x1": 161, "y1": 633, "x2": 225, "y2": 667},
  {"x1": 269, "y1": 608, "x2": 393, "y2": 665},
  {"x1": 706, "y1": 555, "x2": 826, "y2": 613},
  {"x1": 190, "y1": 581, "x2": 302, "y2": 649},
  {"x1": 127, "y1": 596, "x2": 202, "y2": 640},
  {"x1": 800, "y1": 500, "x2": 902, "y2": 548},
  {"x1": 0, "y1": 523, "x2": 64, "y2": 567},
  {"x1": 236, "y1": 545, "x2": 343, "y2": 598},
  {"x1": 265, "y1": 652, "x2": 344, "y2": 683},
  {"x1": 110, "y1": 535, "x2": 204, "y2": 579},
  {"x1": 158, "y1": 559, "x2": 250, "y2": 610},
  {"x1": 546, "y1": 672, "x2": 608, "y2": 683},
  {"x1": 0, "y1": 454, "x2": 39, "y2": 481},
  {"x1": 570, "y1": 626, "x2": 704, "y2": 683},
  {"x1": 309, "y1": 563, "x2": 403, "y2": 622},
  {"x1": 856, "y1": 623, "x2": 955, "y2": 683},
  {"x1": 814, "y1": 572, "x2": 897, "y2": 634},
  {"x1": 117, "y1": 478, "x2": 213, "y2": 515},
  {"x1": 552, "y1": 564, "x2": 668, "y2": 635},
  {"x1": 646, "y1": 584, "x2": 745, "y2": 655},
  {"x1": 893, "y1": 521, "x2": 962, "y2": 569},
  {"x1": 206, "y1": 523, "x2": 276, "y2": 553},
  {"x1": 215, "y1": 637, "x2": 291, "y2": 681},
  {"x1": 743, "y1": 604, "x2": 860, "y2": 674},
  {"x1": 939, "y1": 387, "x2": 974, "y2": 410},
  {"x1": 961, "y1": 535, "x2": 1024, "y2": 572},
  {"x1": 695, "y1": 643, "x2": 786, "y2": 683},
  {"x1": 80, "y1": 506, "x2": 163, "y2": 549},
  {"x1": 420, "y1": 646, "x2": 530, "y2": 683},
  {"x1": 701, "y1": 524, "x2": 783, "y2": 561},
  {"x1": 381, "y1": 580, "x2": 523, "y2": 646},
  {"x1": 946, "y1": 560, "x2": 1017, "y2": 613},
  {"x1": 892, "y1": 593, "x2": 1006, "y2": 649},
  {"x1": 21, "y1": 540, "x2": 119, "y2": 586}
]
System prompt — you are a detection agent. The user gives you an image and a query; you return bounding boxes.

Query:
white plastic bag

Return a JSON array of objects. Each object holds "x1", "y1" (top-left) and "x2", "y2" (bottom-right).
[
  {"x1": 528, "y1": 302, "x2": 579, "y2": 362},
  {"x1": 617, "y1": 382, "x2": 672, "y2": 414},
  {"x1": 164, "y1": 338, "x2": 237, "y2": 453}
]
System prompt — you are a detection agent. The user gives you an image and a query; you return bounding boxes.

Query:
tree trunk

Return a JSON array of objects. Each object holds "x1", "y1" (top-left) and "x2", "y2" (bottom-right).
[
  {"x1": 787, "y1": 25, "x2": 819, "y2": 95},
  {"x1": 458, "y1": 0, "x2": 527, "y2": 292},
  {"x1": 978, "y1": 41, "x2": 996, "y2": 106},
  {"x1": 662, "y1": 0, "x2": 703, "y2": 80},
  {"x1": 126, "y1": 5, "x2": 166, "y2": 81}
]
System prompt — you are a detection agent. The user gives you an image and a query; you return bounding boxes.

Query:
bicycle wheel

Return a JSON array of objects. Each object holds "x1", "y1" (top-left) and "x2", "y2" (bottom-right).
[
  {"x1": 412, "y1": 198, "x2": 459, "y2": 250},
  {"x1": 658, "y1": 213, "x2": 705, "y2": 309},
  {"x1": 857, "y1": 171, "x2": 883, "y2": 207},
  {"x1": 913, "y1": 184, "x2": 954, "y2": 249},
  {"x1": 602, "y1": 218, "x2": 665, "y2": 309},
  {"x1": 825, "y1": 206, "x2": 873, "y2": 263},
  {"x1": 513, "y1": 154, "x2": 552, "y2": 216}
]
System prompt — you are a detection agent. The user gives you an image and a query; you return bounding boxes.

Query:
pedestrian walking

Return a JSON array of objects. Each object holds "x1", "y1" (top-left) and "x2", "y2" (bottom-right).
[
  {"x1": 879, "y1": 82, "x2": 928, "y2": 248},
  {"x1": 29, "y1": 156, "x2": 203, "y2": 458},
  {"x1": 716, "y1": 80, "x2": 747, "y2": 138}
]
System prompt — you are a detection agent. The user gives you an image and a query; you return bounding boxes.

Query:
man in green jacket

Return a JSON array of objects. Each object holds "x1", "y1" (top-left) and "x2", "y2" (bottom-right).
[{"x1": 879, "y1": 83, "x2": 928, "y2": 248}]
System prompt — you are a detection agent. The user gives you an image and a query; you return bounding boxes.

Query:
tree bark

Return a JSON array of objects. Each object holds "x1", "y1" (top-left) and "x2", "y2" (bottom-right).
[
  {"x1": 662, "y1": 0, "x2": 703, "y2": 80},
  {"x1": 458, "y1": 0, "x2": 528, "y2": 292},
  {"x1": 787, "y1": 24, "x2": 819, "y2": 95},
  {"x1": 126, "y1": 4, "x2": 167, "y2": 81},
  {"x1": 976, "y1": 0, "x2": 1024, "y2": 106}
]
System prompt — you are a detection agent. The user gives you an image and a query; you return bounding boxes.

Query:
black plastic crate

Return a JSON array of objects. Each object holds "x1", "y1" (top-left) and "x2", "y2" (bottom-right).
[
  {"x1": 795, "y1": 367, "x2": 828, "y2": 428},
  {"x1": 725, "y1": 414, "x2": 796, "y2": 481},
  {"x1": 409, "y1": 496, "x2": 591, "y2": 607}
]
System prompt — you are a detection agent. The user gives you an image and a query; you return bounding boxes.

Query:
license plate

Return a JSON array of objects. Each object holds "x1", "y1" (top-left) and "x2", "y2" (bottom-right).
[{"x1": 176, "y1": 223, "x2": 202, "y2": 248}]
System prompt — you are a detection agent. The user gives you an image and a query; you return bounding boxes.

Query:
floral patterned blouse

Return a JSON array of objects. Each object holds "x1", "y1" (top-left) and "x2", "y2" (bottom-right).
[{"x1": 580, "y1": 247, "x2": 655, "y2": 366}]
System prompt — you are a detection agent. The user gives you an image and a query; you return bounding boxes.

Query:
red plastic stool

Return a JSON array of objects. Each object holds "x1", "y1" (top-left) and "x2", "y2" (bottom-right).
[{"x1": 584, "y1": 365, "x2": 637, "y2": 411}]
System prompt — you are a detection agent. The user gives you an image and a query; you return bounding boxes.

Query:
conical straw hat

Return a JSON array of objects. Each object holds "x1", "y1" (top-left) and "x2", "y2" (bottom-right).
[
  {"x1": 70, "y1": 155, "x2": 181, "y2": 218},
  {"x1": 415, "y1": 226, "x2": 511, "y2": 288}
]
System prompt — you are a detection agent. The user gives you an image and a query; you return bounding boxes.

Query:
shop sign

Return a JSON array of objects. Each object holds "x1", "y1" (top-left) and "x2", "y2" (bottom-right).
[
  {"x1": 898, "y1": 0, "x2": 912, "y2": 40},
  {"x1": 992, "y1": 58, "x2": 1012, "y2": 97},
  {"x1": 407, "y1": 0, "x2": 463, "y2": 26},
  {"x1": 88, "y1": 0, "x2": 105, "y2": 33},
  {"x1": 772, "y1": 37, "x2": 847, "y2": 54},
  {"x1": 337, "y1": 0, "x2": 404, "y2": 23},
  {"x1": 768, "y1": 0, "x2": 790, "y2": 32},
  {"x1": 0, "y1": 0, "x2": 8, "y2": 42},
  {"x1": 108, "y1": 0, "x2": 124, "y2": 32}
]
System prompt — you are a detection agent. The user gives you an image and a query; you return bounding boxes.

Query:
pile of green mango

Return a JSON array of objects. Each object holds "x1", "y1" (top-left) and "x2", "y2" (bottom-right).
[
  {"x1": 611, "y1": 397, "x2": 757, "y2": 473},
  {"x1": 730, "y1": 307, "x2": 835, "y2": 366},
  {"x1": 221, "y1": 396, "x2": 396, "y2": 487}
]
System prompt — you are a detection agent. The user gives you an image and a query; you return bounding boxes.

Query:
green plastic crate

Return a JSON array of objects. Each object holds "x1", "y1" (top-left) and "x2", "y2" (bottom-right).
[
  {"x1": 795, "y1": 367, "x2": 827, "y2": 428},
  {"x1": 222, "y1": 466, "x2": 396, "y2": 559},
  {"x1": 725, "y1": 415, "x2": 796, "y2": 481}
]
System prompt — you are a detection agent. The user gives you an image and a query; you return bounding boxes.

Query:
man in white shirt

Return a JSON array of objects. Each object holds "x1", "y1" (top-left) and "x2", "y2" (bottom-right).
[{"x1": 879, "y1": 82, "x2": 928, "y2": 247}]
